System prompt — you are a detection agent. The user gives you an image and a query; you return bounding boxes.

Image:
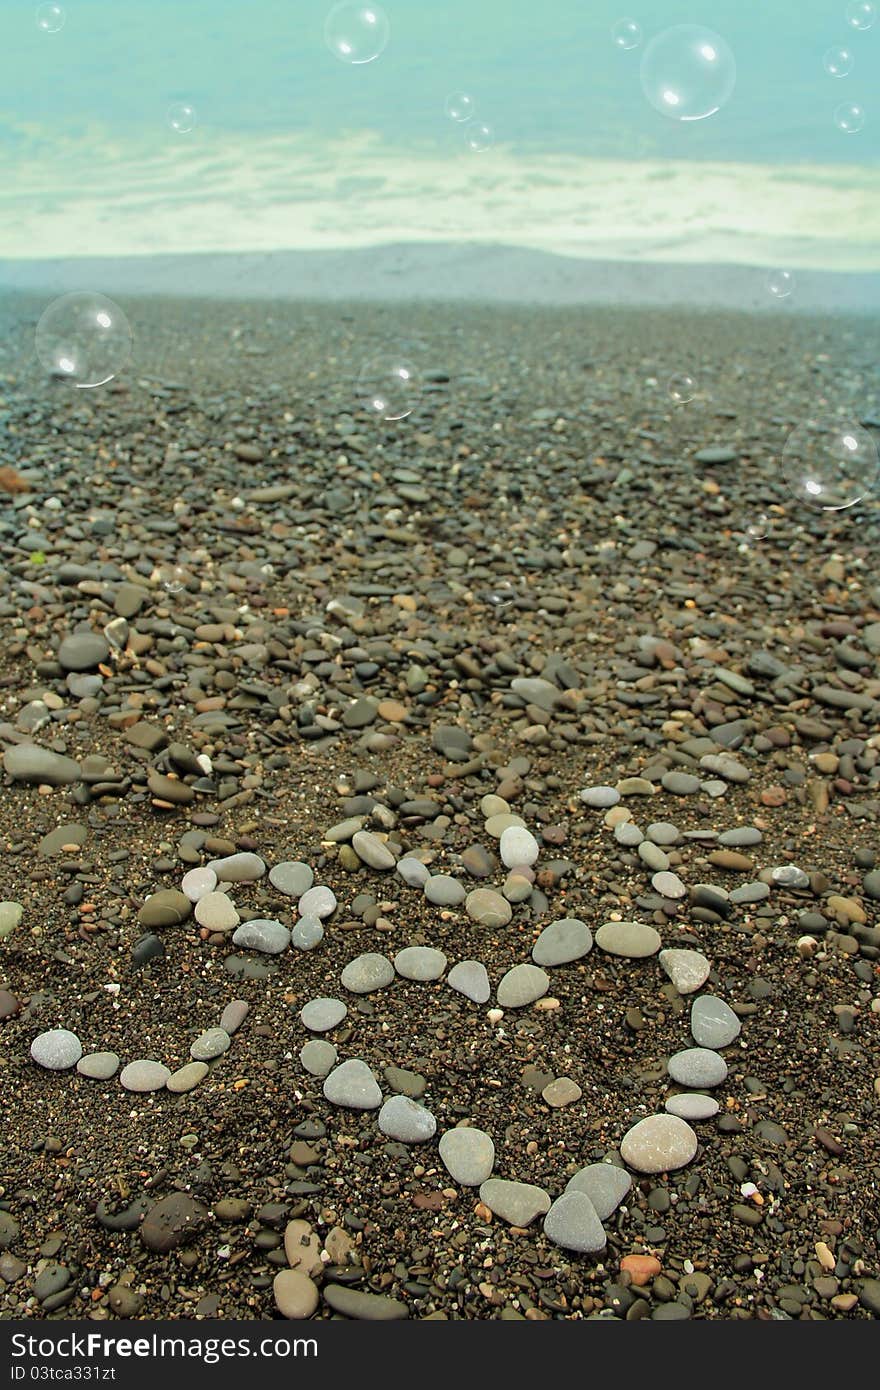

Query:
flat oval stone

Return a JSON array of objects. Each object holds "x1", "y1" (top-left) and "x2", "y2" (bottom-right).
[
  {"x1": 58, "y1": 631, "x2": 109, "y2": 671},
  {"x1": 500, "y1": 825, "x2": 540, "y2": 869},
  {"x1": 190, "y1": 1027, "x2": 231, "y2": 1061},
  {"x1": 352, "y1": 830, "x2": 396, "y2": 871},
  {"x1": 447, "y1": 960, "x2": 491, "y2": 1004},
  {"x1": 378, "y1": 1095, "x2": 437, "y2": 1142},
  {"x1": 665, "y1": 1093, "x2": 720, "y2": 1121},
  {"x1": 439, "y1": 1127, "x2": 495, "y2": 1186},
  {"x1": 140, "y1": 1193, "x2": 207, "y2": 1252},
  {"x1": 206, "y1": 851, "x2": 266, "y2": 882},
  {"x1": 274, "y1": 1268, "x2": 319, "y2": 1320},
  {"x1": 322, "y1": 1286, "x2": 408, "y2": 1321},
  {"x1": 484, "y1": 812, "x2": 527, "y2": 838},
  {"x1": 322, "y1": 1058, "x2": 382, "y2": 1110},
  {"x1": 300, "y1": 997, "x2": 347, "y2": 1032},
  {"x1": 531, "y1": 917, "x2": 593, "y2": 966},
  {"x1": 465, "y1": 889, "x2": 512, "y2": 928},
  {"x1": 565, "y1": 1163, "x2": 632, "y2": 1220},
  {"x1": 30, "y1": 1029, "x2": 82, "y2": 1070},
  {"x1": 0, "y1": 901, "x2": 23, "y2": 939},
  {"x1": 298, "y1": 885, "x2": 337, "y2": 919},
  {"x1": 3, "y1": 745, "x2": 80, "y2": 786},
  {"x1": 620, "y1": 1114, "x2": 698, "y2": 1174},
  {"x1": 194, "y1": 892, "x2": 239, "y2": 932},
  {"x1": 542, "y1": 1076, "x2": 582, "y2": 1107},
  {"x1": 167, "y1": 1061, "x2": 209, "y2": 1093},
  {"x1": 120, "y1": 1060, "x2": 171, "y2": 1092},
  {"x1": 652, "y1": 871, "x2": 687, "y2": 900},
  {"x1": 393, "y1": 946, "x2": 447, "y2": 981},
  {"x1": 180, "y1": 866, "x2": 218, "y2": 902},
  {"x1": 659, "y1": 948, "x2": 711, "y2": 995},
  {"x1": 668, "y1": 1047, "x2": 728, "y2": 1088},
  {"x1": 479, "y1": 1178, "x2": 551, "y2": 1227},
  {"x1": 76, "y1": 1050, "x2": 119, "y2": 1080},
  {"x1": 291, "y1": 914, "x2": 324, "y2": 950},
  {"x1": 231, "y1": 919, "x2": 290, "y2": 954},
  {"x1": 396, "y1": 857, "x2": 430, "y2": 888},
  {"x1": 596, "y1": 921, "x2": 662, "y2": 958},
  {"x1": 691, "y1": 994, "x2": 742, "y2": 1048},
  {"x1": 299, "y1": 1040, "x2": 338, "y2": 1077},
  {"x1": 219, "y1": 999, "x2": 249, "y2": 1035},
  {"x1": 496, "y1": 963, "x2": 549, "y2": 1008},
  {"x1": 424, "y1": 874, "x2": 466, "y2": 907},
  {"x1": 579, "y1": 786, "x2": 620, "y2": 808},
  {"x1": 340, "y1": 952, "x2": 395, "y2": 994},
  {"x1": 138, "y1": 889, "x2": 192, "y2": 929},
  {"x1": 543, "y1": 1191, "x2": 606, "y2": 1253},
  {"x1": 269, "y1": 861, "x2": 314, "y2": 897}
]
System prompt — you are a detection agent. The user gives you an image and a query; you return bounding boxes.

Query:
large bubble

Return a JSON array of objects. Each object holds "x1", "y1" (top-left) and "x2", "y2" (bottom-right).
[
  {"x1": 445, "y1": 92, "x2": 476, "y2": 122},
  {"x1": 640, "y1": 24, "x2": 736, "y2": 121},
  {"x1": 36, "y1": 4, "x2": 65, "y2": 32},
  {"x1": 846, "y1": 1, "x2": 876, "y2": 30},
  {"x1": 465, "y1": 122, "x2": 494, "y2": 152},
  {"x1": 324, "y1": 3, "x2": 390, "y2": 64},
  {"x1": 767, "y1": 268, "x2": 795, "y2": 299},
  {"x1": 167, "y1": 102, "x2": 197, "y2": 133},
  {"x1": 834, "y1": 100, "x2": 866, "y2": 132},
  {"x1": 823, "y1": 45, "x2": 854, "y2": 76},
  {"x1": 357, "y1": 357, "x2": 420, "y2": 421},
  {"x1": 35, "y1": 293, "x2": 133, "y2": 389},
  {"x1": 781, "y1": 417, "x2": 879, "y2": 511}
]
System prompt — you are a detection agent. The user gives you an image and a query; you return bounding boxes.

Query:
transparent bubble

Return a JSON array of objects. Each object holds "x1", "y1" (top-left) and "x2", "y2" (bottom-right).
[
  {"x1": 36, "y1": 3, "x2": 65, "y2": 32},
  {"x1": 823, "y1": 45, "x2": 854, "y2": 76},
  {"x1": 743, "y1": 514, "x2": 770, "y2": 542},
  {"x1": 834, "y1": 100, "x2": 866, "y2": 132},
  {"x1": 640, "y1": 24, "x2": 737, "y2": 121},
  {"x1": 611, "y1": 18, "x2": 643, "y2": 50},
  {"x1": 357, "y1": 357, "x2": 420, "y2": 422},
  {"x1": 767, "y1": 268, "x2": 795, "y2": 299},
  {"x1": 160, "y1": 564, "x2": 188, "y2": 594},
  {"x1": 781, "y1": 416, "x2": 879, "y2": 511},
  {"x1": 846, "y1": 1, "x2": 876, "y2": 30},
  {"x1": 668, "y1": 372, "x2": 696, "y2": 403},
  {"x1": 465, "y1": 121, "x2": 494, "y2": 152},
  {"x1": 324, "y1": 3, "x2": 389, "y2": 64},
  {"x1": 167, "y1": 102, "x2": 196, "y2": 134},
  {"x1": 445, "y1": 91, "x2": 476, "y2": 122},
  {"x1": 35, "y1": 292, "x2": 133, "y2": 389}
]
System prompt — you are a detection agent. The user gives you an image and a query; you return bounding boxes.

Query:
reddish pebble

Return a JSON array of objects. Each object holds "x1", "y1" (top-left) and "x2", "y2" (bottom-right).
[
  {"x1": 760, "y1": 786, "x2": 786, "y2": 807},
  {"x1": 620, "y1": 1254, "x2": 662, "y2": 1285}
]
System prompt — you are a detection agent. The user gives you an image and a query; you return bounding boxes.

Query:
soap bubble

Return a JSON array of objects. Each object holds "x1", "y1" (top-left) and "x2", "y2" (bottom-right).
[
  {"x1": 743, "y1": 514, "x2": 770, "y2": 543},
  {"x1": 668, "y1": 372, "x2": 696, "y2": 403},
  {"x1": 445, "y1": 91, "x2": 476, "y2": 122},
  {"x1": 846, "y1": 1, "x2": 876, "y2": 30},
  {"x1": 823, "y1": 45, "x2": 854, "y2": 76},
  {"x1": 465, "y1": 121, "x2": 494, "y2": 152},
  {"x1": 324, "y1": 3, "x2": 389, "y2": 64},
  {"x1": 640, "y1": 24, "x2": 736, "y2": 121},
  {"x1": 358, "y1": 357, "x2": 420, "y2": 421},
  {"x1": 834, "y1": 100, "x2": 866, "y2": 132},
  {"x1": 767, "y1": 268, "x2": 795, "y2": 299},
  {"x1": 36, "y1": 4, "x2": 65, "y2": 32},
  {"x1": 781, "y1": 416, "x2": 879, "y2": 511},
  {"x1": 35, "y1": 292, "x2": 133, "y2": 389},
  {"x1": 167, "y1": 102, "x2": 196, "y2": 133},
  {"x1": 612, "y1": 18, "x2": 642, "y2": 50},
  {"x1": 159, "y1": 564, "x2": 188, "y2": 594}
]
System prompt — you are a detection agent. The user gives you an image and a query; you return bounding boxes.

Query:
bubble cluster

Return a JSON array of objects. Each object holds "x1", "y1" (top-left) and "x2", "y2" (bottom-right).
[
  {"x1": 823, "y1": 45, "x2": 854, "y2": 76},
  {"x1": 35, "y1": 293, "x2": 133, "y2": 389},
  {"x1": 611, "y1": 18, "x2": 642, "y2": 51},
  {"x1": 465, "y1": 122, "x2": 494, "y2": 152},
  {"x1": 445, "y1": 92, "x2": 476, "y2": 122},
  {"x1": 767, "y1": 268, "x2": 795, "y2": 299},
  {"x1": 358, "y1": 357, "x2": 420, "y2": 421},
  {"x1": 167, "y1": 102, "x2": 197, "y2": 134},
  {"x1": 36, "y1": 3, "x2": 65, "y2": 32},
  {"x1": 781, "y1": 417, "x2": 879, "y2": 511},
  {"x1": 640, "y1": 24, "x2": 736, "y2": 122},
  {"x1": 324, "y1": 3, "x2": 390, "y2": 65},
  {"x1": 834, "y1": 100, "x2": 866, "y2": 132},
  {"x1": 667, "y1": 372, "x2": 696, "y2": 404},
  {"x1": 846, "y1": 1, "x2": 876, "y2": 30}
]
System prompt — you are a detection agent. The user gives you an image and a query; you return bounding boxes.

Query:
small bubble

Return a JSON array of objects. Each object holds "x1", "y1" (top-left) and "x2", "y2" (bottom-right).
[
  {"x1": 324, "y1": 2, "x2": 390, "y2": 64},
  {"x1": 167, "y1": 102, "x2": 196, "y2": 134},
  {"x1": 36, "y1": 3, "x2": 65, "y2": 32},
  {"x1": 357, "y1": 356, "x2": 420, "y2": 422},
  {"x1": 767, "y1": 268, "x2": 795, "y2": 299},
  {"x1": 611, "y1": 18, "x2": 642, "y2": 50},
  {"x1": 640, "y1": 24, "x2": 736, "y2": 122},
  {"x1": 846, "y1": 1, "x2": 876, "y2": 30},
  {"x1": 834, "y1": 100, "x2": 866, "y2": 132},
  {"x1": 465, "y1": 121, "x2": 493, "y2": 152},
  {"x1": 782, "y1": 416, "x2": 879, "y2": 511},
  {"x1": 160, "y1": 565, "x2": 187, "y2": 594},
  {"x1": 35, "y1": 292, "x2": 133, "y2": 389},
  {"x1": 445, "y1": 91, "x2": 476, "y2": 122},
  {"x1": 668, "y1": 372, "x2": 696, "y2": 404},
  {"x1": 823, "y1": 45, "x2": 854, "y2": 76},
  {"x1": 743, "y1": 514, "x2": 770, "y2": 542}
]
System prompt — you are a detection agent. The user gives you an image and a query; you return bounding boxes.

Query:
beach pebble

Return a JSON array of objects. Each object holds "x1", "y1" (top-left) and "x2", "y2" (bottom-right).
[
  {"x1": 269, "y1": 861, "x2": 314, "y2": 897},
  {"x1": 565, "y1": 1163, "x2": 632, "y2": 1221},
  {"x1": 194, "y1": 892, "x2": 239, "y2": 932},
  {"x1": 300, "y1": 998, "x2": 347, "y2": 1032},
  {"x1": 465, "y1": 888, "x2": 512, "y2": 927},
  {"x1": 579, "y1": 786, "x2": 620, "y2": 808},
  {"x1": 298, "y1": 885, "x2": 337, "y2": 919},
  {"x1": 691, "y1": 995, "x2": 742, "y2": 1048},
  {"x1": 322, "y1": 1059, "x2": 382, "y2": 1110},
  {"x1": 232, "y1": 919, "x2": 290, "y2": 954},
  {"x1": 543, "y1": 1191, "x2": 606, "y2": 1253},
  {"x1": 138, "y1": 889, "x2": 192, "y2": 929},
  {"x1": 378, "y1": 1095, "x2": 437, "y2": 1142},
  {"x1": 620, "y1": 1114, "x2": 698, "y2": 1174},
  {"x1": 190, "y1": 1027, "x2": 231, "y2": 1061},
  {"x1": 668, "y1": 1047, "x2": 728, "y2": 1088},
  {"x1": 341, "y1": 952, "x2": 395, "y2": 994},
  {"x1": 299, "y1": 1040, "x2": 338, "y2": 1077},
  {"x1": 652, "y1": 871, "x2": 687, "y2": 900},
  {"x1": 483, "y1": 812, "x2": 526, "y2": 838},
  {"x1": 393, "y1": 946, "x2": 447, "y2": 981},
  {"x1": 352, "y1": 830, "x2": 396, "y2": 870},
  {"x1": 659, "y1": 948, "x2": 711, "y2": 994},
  {"x1": 120, "y1": 1060, "x2": 172, "y2": 1092},
  {"x1": 499, "y1": 825, "x2": 539, "y2": 868},
  {"x1": 479, "y1": 1178, "x2": 551, "y2": 1227},
  {"x1": 596, "y1": 921, "x2": 662, "y2": 958},
  {"x1": 396, "y1": 857, "x2": 430, "y2": 888},
  {"x1": 291, "y1": 915, "x2": 324, "y2": 950},
  {"x1": 4, "y1": 745, "x2": 80, "y2": 786},
  {"x1": 424, "y1": 874, "x2": 466, "y2": 907},
  {"x1": 274, "y1": 1269, "x2": 319, "y2": 1320},
  {"x1": 531, "y1": 917, "x2": 593, "y2": 966},
  {"x1": 439, "y1": 1127, "x2": 495, "y2": 1186},
  {"x1": 181, "y1": 867, "x2": 218, "y2": 903},
  {"x1": 167, "y1": 1061, "x2": 209, "y2": 1093},
  {"x1": 322, "y1": 1286, "x2": 408, "y2": 1320},
  {"x1": 542, "y1": 1076, "x2": 582, "y2": 1107},
  {"x1": 665, "y1": 1094, "x2": 720, "y2": 1121},
  {"x1": 447, "y1": 960, "x2": 491, "y2": 1004},
  {"x1": 496, "y1": 963, "x2": 550, "y2": 1008},
  {"x1": 140, "y1": 1194, "x2": 207, "y2": 1253},
  {"x1": 0, "y1": 902, "x2": 22, "y2": 939},
  {"x1": 76, "y1": 1052, "x2": 119, "y2": 1080},
  {"x1": 206, "y1": 852, "x2": 266, "y2": 882},
  {"x1": 30, "y1": 1030, "x2": 82, "y2": 1071},
  {"x1": 219, "y1": 1000, "x2": 249, "y2": 1035}
]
